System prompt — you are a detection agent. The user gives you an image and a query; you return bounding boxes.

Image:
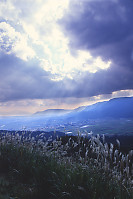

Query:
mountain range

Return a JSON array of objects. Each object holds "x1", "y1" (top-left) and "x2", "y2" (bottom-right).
[
  {"x1": 34, "y1": 109, "x2": 71, "y2": 116},
  {"x1": 34, "y1": 97, "x2": 133, "y2": 120},
  {"x1": 1, "y1": 97, "x2": 133, "y2": 131}
]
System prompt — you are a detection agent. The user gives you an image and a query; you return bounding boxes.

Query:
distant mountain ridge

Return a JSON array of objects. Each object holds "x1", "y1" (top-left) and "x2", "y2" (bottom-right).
[
  {"x1": 34, "y1": 97, "x2": 133, "y2": 120},
  {"x1": 34, "y1": 109, "x2": 72, "y2": 116},
  {"x1": 67, "y1": 97, "x2": 133, "y2": 120}
]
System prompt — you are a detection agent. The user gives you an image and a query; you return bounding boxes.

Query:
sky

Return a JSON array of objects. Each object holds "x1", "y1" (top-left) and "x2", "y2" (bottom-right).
[{"x1": 0, "y1": 0, "x2": 133, "y2": 115}]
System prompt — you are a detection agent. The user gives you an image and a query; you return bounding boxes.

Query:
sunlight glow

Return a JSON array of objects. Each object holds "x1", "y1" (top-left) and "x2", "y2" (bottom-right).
[
  {"x1": 1, "y1": 89, "x2": 133, "y2": 116},
  {"x1": 0, "y1": 0, "x2": 111, "y2": 79},
  {"x1": 0, "y1": 22, "x2": 35, "y2": 60}
]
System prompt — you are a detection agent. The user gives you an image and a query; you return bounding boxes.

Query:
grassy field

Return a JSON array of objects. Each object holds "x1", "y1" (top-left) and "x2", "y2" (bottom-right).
[{"x1": 0, "y1": 131, "x2": 133, "y2": 199}]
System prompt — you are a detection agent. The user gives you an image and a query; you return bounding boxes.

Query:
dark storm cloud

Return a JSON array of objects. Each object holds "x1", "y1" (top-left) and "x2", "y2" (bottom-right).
[
  {"x1": 60, "y1": 0, "x2": 133, "y2": 62},
  {"x1": 0, "y1": 53, "x2": 70, "y2": 102},
  {"x1": 72, "y1": 65, "x2": 133, "y2": 98},
  {"x1": 1, "y1": 0, "x2": 133, "y2": 103},
  {"x1": 59, "y1": 0, "x2": 133, "y2": 96},
  {"x1": 1, "y1": 52, "x2": 132, "y2": 102}
]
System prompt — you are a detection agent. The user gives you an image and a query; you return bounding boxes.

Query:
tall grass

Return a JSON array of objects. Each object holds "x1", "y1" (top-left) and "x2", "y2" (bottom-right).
[{"x1": 0, "y1": 131, "x2": 132, "y2": 199}]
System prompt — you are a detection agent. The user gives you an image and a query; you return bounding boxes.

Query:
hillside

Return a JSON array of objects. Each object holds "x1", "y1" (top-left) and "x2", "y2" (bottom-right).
[
  {"x1": 1, "y1": 97, "x2": 133, "y2": 131},
  {"x1": 0, "y1": 131, "x2": 132, "y2": 199},
  {"x1": 34, "y1": 97, "x2": 133, "y2": 120},
  {"x1": 64, "y1": 97, "x2": 133, "y2": 120},
  {"x1": 34, "y1": 109, "x2": 72, "y2": 116}
]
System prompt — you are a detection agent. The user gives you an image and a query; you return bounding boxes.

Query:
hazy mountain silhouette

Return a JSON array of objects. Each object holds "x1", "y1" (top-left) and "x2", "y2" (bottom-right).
[
  {"x1": 34, "y1": 97, "x2": 133, "y2": 120},
  {"x1": 34, "y1": 109, "x2": 71, "y2": 116},
  {"x1": 67, "y1": 97, "x2": 133, "y2": 120}
]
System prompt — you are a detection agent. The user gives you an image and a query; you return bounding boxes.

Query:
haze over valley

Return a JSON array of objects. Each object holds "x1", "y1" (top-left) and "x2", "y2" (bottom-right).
[{"x1": 1, "y1": 97, "x2": 133, "y2": 138}]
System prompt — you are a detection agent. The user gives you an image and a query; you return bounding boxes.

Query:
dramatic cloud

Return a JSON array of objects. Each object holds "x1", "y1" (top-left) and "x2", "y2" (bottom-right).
[
  {"x1": 0, "y1": 22, "x2": 35, "y2": 60},
  {"x1": 60, "y1": 0, "x2": 133, "y2": 95},
  {"x1": 0, "y1": 0, "x2": 112, "y2": 79},
  {"x1": 0, "y1": 0, "x2": 133, "y2": 115},
  {"x1": 0, "y1": 53, "x2": 66, "y2": 102}
]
